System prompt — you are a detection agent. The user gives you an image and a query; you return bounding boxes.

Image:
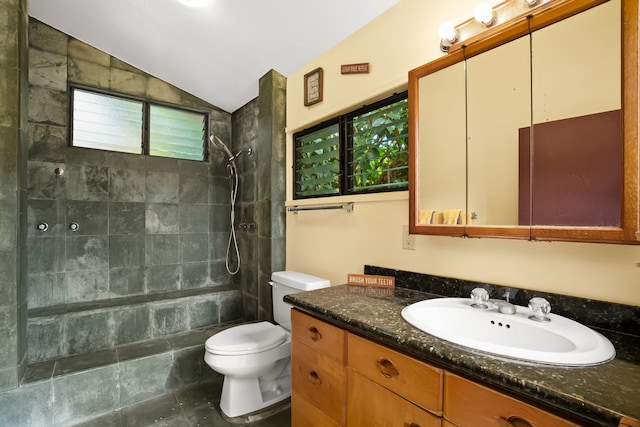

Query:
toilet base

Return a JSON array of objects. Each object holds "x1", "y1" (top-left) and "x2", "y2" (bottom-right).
[
  {"x1": 220, "y1": 395, "x2": 291, "y2": 425},
  {"x1": 219, "y1": 369, "x2": 292, "y2": 418}
]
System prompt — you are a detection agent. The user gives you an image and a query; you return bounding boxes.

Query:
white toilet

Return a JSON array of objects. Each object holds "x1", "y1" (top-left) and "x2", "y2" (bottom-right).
[{"x1": 204, "y1": 271, "x2": 330, "y2": 418}]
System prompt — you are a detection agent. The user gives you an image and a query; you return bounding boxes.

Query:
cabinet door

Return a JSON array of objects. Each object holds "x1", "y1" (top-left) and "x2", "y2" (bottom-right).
[
  {"x1": 292, "y1": 338, "x2": 346, "y2": 425},
  {"x1": 292, "y1": 391, "x2": 340, "y2": 427},
  {"x1": 348, "y1": 333, "x2": 443, "y2": 416},
  {"x1": 347, "y1": 369, "x2": 442, "y2": 427},
  {"x1": 292, "y1": 309, "x2": 347, "y2": 363},
  {"x1": 444, "y1": 372, "x2": 580, "y2": 427}
]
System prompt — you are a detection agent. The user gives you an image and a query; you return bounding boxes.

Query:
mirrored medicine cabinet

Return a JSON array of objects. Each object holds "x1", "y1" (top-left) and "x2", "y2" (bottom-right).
[{"x1": 408, "y1": 0, "x2": 639, "y2": 244}]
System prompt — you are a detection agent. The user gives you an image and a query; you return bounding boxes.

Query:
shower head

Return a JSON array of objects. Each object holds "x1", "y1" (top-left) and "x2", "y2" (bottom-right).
[
  {"x1": 209, "y1": 135, "x2": 234, "y2": 159},
  {"x1": 209, "y1": 135, "x2": 253, "y2": 162}
]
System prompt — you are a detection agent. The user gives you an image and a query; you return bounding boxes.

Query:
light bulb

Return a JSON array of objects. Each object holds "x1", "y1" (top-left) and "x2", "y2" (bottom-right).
[
  {"x1": 523, "y1": 0, "x2": 538, "y2": 6},
  {"x1": 438, "y1": 22, "x2": 457, "y2": 43},
  {"x1": 474, "y1": 3, "x2": 495, "y2": 26}
]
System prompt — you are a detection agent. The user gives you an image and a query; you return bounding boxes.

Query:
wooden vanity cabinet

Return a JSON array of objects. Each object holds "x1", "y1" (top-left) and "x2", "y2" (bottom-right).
[
  {"x1": 290, "y1": 309, "x2": 622, "y2": 427},
  {"x1": 443, "y1": 372, "x2": 580, "y2": 427},
  {"x1": 290, "y1": 309, "x2": 347, "y2": 426}
]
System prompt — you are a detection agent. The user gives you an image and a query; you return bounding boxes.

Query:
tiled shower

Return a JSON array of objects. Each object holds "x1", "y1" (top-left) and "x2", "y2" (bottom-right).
[{"x1": 0, "y1": 3, "x2": 286, "y2": 424}]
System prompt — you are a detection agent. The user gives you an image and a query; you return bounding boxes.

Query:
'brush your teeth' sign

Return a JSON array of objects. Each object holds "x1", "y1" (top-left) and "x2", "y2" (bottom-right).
[{"x1": 347, "y1": 274, "x2": 394, "y2": 288}]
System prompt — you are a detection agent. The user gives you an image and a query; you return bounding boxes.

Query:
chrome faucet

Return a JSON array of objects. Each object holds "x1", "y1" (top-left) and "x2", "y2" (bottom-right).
[{"x1": 470, "y1": 287, "x2": 516, "y2": 314}]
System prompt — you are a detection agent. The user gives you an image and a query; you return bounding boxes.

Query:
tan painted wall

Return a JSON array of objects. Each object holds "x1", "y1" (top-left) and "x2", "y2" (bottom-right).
[{"x1": 285, "y1": 0, "x2": 640, "y2": 306}]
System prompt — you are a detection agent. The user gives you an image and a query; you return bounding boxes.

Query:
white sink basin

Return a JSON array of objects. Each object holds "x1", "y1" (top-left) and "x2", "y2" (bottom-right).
[{"x1": 401, "y1": 298, "x2": 615, "y2": 366}]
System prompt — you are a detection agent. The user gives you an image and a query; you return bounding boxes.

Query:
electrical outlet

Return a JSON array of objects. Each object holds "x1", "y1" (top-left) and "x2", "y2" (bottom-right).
[{"x1": 403, "y1": 225, "x2": 416, "y2": 250}]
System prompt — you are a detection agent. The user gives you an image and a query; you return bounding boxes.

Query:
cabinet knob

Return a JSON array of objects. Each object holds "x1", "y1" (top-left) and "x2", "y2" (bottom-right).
[
  {"x1": 307, "y1": 326, "x2": 323, "y2": 341},
  {"x1": 405, "y1": 424, "x2": 421, "y2": 427},
  {"x1": 376, "y1": 358, "x2": 400, "y2": 378},
  {"x1": 307, "y1": 370, "x2": 322, "y2": 386},
  {"x1": 498, "y1": 417, "x2": 534, "y2": 427}
]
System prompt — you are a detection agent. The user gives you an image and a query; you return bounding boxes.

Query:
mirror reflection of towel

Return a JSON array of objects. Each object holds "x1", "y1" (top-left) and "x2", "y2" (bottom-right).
[
  {"x1": 442, "y1": 209, "x2": 461, "y2": 224},
  {"x1": 419, "y1": 210, "x2": 435, "y2": 224}
]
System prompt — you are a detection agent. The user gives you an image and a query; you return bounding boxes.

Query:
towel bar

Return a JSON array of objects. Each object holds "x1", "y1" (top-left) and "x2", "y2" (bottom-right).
[{"x1": 287, "y1": 202, "x2": 354, "y2": 214}]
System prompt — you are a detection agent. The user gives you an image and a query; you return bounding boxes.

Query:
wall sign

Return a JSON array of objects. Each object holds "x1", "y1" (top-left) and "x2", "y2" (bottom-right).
[
  {"x1": 304, "y1": 67, "x2": 323, "y2": 106},
  {"x1": 341, "y1": 63, "x2": 370, "y2": 74}
]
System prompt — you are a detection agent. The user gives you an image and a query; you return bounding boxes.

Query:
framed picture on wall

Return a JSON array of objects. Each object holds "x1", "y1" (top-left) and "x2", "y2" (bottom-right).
[{"x1": 304, "y1": 67, "x2": 323, "y2": 106}]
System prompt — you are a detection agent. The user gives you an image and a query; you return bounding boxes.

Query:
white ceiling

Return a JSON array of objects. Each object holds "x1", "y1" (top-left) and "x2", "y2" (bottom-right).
[{"x1": 29, "y1": 0, "x2": 400, "y2": 113}]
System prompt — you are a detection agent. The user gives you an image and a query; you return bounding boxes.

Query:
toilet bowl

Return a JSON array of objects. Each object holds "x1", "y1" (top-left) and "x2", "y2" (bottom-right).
[{"x1": 203, "y1": 271, "x2": 330, "y2": 418}]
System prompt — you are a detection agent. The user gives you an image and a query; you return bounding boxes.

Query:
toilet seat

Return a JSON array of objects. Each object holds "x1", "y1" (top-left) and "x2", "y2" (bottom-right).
[{"x1": 205, "y1": 322, "x2": 287, "y2": 356}]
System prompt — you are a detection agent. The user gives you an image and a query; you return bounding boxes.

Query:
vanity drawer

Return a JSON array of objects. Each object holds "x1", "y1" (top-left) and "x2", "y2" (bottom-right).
[
  {"x1": 444, "y1": 372, "x2": 580, "y2": 427},
  {"x1": 347, "y1": 333, "x2": 443, "y2": 416},
  {"x1": 347, "y1": 369, "x2": 442, "y2": 427},
  {"x1": 291, "y1": 338, "x2": 346, "y2": 424},
  {"x1": 291, "y1": 309, "x2": 347, "y2": 363}
]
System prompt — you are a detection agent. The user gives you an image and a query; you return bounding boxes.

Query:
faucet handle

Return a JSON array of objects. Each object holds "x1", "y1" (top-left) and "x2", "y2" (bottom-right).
[
  {"x1": 470, "y1": 288, "x2": 489, "y2": 309},
  {"x1": 528, "y1": 297, "x2": 551, "y2": 322}
]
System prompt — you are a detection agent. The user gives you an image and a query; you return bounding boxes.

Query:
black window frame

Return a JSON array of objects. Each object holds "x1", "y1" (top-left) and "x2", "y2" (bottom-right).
[
  {"x1": 293, "y1": 91, "x2": 408, "y2": 199},
  {"x1": 69, "y1": 84, "x2": 210, "y2": 162}
]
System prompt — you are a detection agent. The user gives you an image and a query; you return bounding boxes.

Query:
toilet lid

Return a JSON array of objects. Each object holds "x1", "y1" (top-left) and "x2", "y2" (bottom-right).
[{"x1": 205, "y1": 322, "x2": 287, "y2": 355}]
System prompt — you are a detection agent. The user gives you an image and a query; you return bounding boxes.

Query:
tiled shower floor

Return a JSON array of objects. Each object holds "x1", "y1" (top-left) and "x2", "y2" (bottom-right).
[{"x1": 72, "y1": 378, "x2": 292, "y2": 427}]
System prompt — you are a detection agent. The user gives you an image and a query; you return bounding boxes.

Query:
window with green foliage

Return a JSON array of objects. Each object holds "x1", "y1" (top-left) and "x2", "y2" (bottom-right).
[
  {"x1": 70, "y1": 86, "x2": 208, "y2": 161},
  {"x1": 294, "y1": 92, "x2": 408, "y2": 199}
]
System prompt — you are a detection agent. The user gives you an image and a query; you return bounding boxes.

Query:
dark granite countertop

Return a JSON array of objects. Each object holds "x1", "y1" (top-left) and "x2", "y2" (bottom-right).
[{"x1": 285, "y1": 284, "x2": 640, "y2": 427}]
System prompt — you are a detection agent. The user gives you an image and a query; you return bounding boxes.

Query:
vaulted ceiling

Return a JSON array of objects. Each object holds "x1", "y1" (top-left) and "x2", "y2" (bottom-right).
[{"x1": 29, "y1": 0, "x2": 400, "y2": 113}]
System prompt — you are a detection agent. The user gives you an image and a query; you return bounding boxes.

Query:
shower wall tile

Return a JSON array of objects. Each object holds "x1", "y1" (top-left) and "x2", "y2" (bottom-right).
[
  {"x1": 179, "y1": 174, "x2": 208, "y2": 204},
  {"x1": 27, "y1": 272, "x2": 65, "y2": 308},
  {"x1": 109, "y1": 235, "x2": 144, "y2": 268},
  {"x1": 153, "y1": 302, "x2": 187, "y2": 336},
  {"x1": 109, "y1": 267, "x2": 145, "y2": 297},
  {"x1": 145, "y1": 172, "x2": 179, "y2": 203},
  {"x1": 188, "y1": 296, "x2": 219, "y2": 328},
  {"x1": 27, "y1": 161, "x2": 65, "y2": 199},
  {"x1": 110, "y1": 168, "x2": 145, "y2": 202},
  {"x1": 65, "y1": 269, "x2": 109, "y2": 303},
  {"x1": 209, "y1": 175, "x2": 229, "y2": 205},
  {"x1": 27, "y1": 199, "x2": 64, "y2": 237},
  {"x1": 119, "y1": 353, "x2": 171, "y2": 407},
  {"x1": 26, "y1": 237, "x2": 64, "y2": 274},
  {"x1": 65, "y1": 164, "x2": 109, "y2": 201},
  {"x1": 64, "y1": 311, "x2": 112, "y2": 355},
  {"x1": 113, "y1": 305, "x2": 151, "y2": 346},
  {"x1": 109, "y1": 202, "x2": 145, "y2": 235},
  {"x1": 28, "y1": 123, "x2": 66, "y2": 163},
  {"x1": 219, "y1": 290, "x2": 242, "y2": 323},
  {"x1": 209, "y1": 204, "x2": 230, "y2": 233},
  {"x1": 65, "y1": 147, "x2": 108, "y2": 167},
  {"x1": 0, "y1": 380, "x2": 53, "y2": 427},
  {"x1": 146, "y1": 234, "x2": 180, "y2": 265},
  {"x1": 145, "y1": 203, "x2": 179, "y2": 234},
  {"x1": 28, "y1": 86, "x2": 66, "y2": 126},
  {"x1": 29, "y1": 48, "x2": 66, "y2": 91},
  {"x1": 27, "y1": 317, "x2": 63, "y2": 362},
  {"x1": 179, "y1": 204, "x2": 209, "y2": 233},
  {"x1": 182, "y1": 262, "x2": 209, "y2": 290},
  {"x1": 147, "y1": 264, "x2": 180, "y2": 293},
  {"x1": 181, "y1": 233, "x2": 208, "y2": 263},
  {"x1": 209, "y1": 232, "x2": 229, "y2": 262},
  {"x1": 66, "y1": 200, "x2": 108, "y2": 236},
  {"x1": 65, "y1": 235, "x2": 108, "y2": 271},
  {"x1": 52, "y1": 364, "x2": 119, "y2": 426}
]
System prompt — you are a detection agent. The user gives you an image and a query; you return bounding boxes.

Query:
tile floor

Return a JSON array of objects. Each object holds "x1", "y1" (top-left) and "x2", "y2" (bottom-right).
[{"x1": 72, "y1": 378, "x2": 292, "y2": 427}]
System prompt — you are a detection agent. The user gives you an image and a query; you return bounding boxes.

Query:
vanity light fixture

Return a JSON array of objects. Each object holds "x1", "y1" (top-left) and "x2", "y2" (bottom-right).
[
  {"x1": 474, "y1": 3, "x2": 495, "y2": 26},
  {"x1": 438, "y1": 22, "x2": 459, "y2": 52},
  {"x1": 438, "y1": 0, "x2": 554, "y2": 54}
]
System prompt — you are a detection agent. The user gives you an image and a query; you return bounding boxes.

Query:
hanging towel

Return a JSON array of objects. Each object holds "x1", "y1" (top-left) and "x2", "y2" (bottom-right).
[
  {"x1": 419, "y1": 210, "x2": 435, "y2": 224},
  {"x1": 442, "y1": 209, "x2": 461, "y2": 224},
  {"x1": 459, "y1": 211, "x2": 473, "y2": 225},
  {"x1": 433, "y1": 211, "x2": 444, "y2": 224}
]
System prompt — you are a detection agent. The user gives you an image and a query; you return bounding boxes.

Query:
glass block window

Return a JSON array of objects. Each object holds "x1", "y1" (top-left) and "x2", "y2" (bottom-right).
[
  {"x1": 293, "y1": 91, "x2": 408, "y2": 199},
  {"x1": 70, "y1": 87, "x2": 208, "y2": 161}
]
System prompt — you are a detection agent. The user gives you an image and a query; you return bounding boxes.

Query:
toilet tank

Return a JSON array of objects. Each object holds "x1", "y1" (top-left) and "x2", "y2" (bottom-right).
[{"x1": 270, "y1": 271, "x2": 330, "y2": 331}]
